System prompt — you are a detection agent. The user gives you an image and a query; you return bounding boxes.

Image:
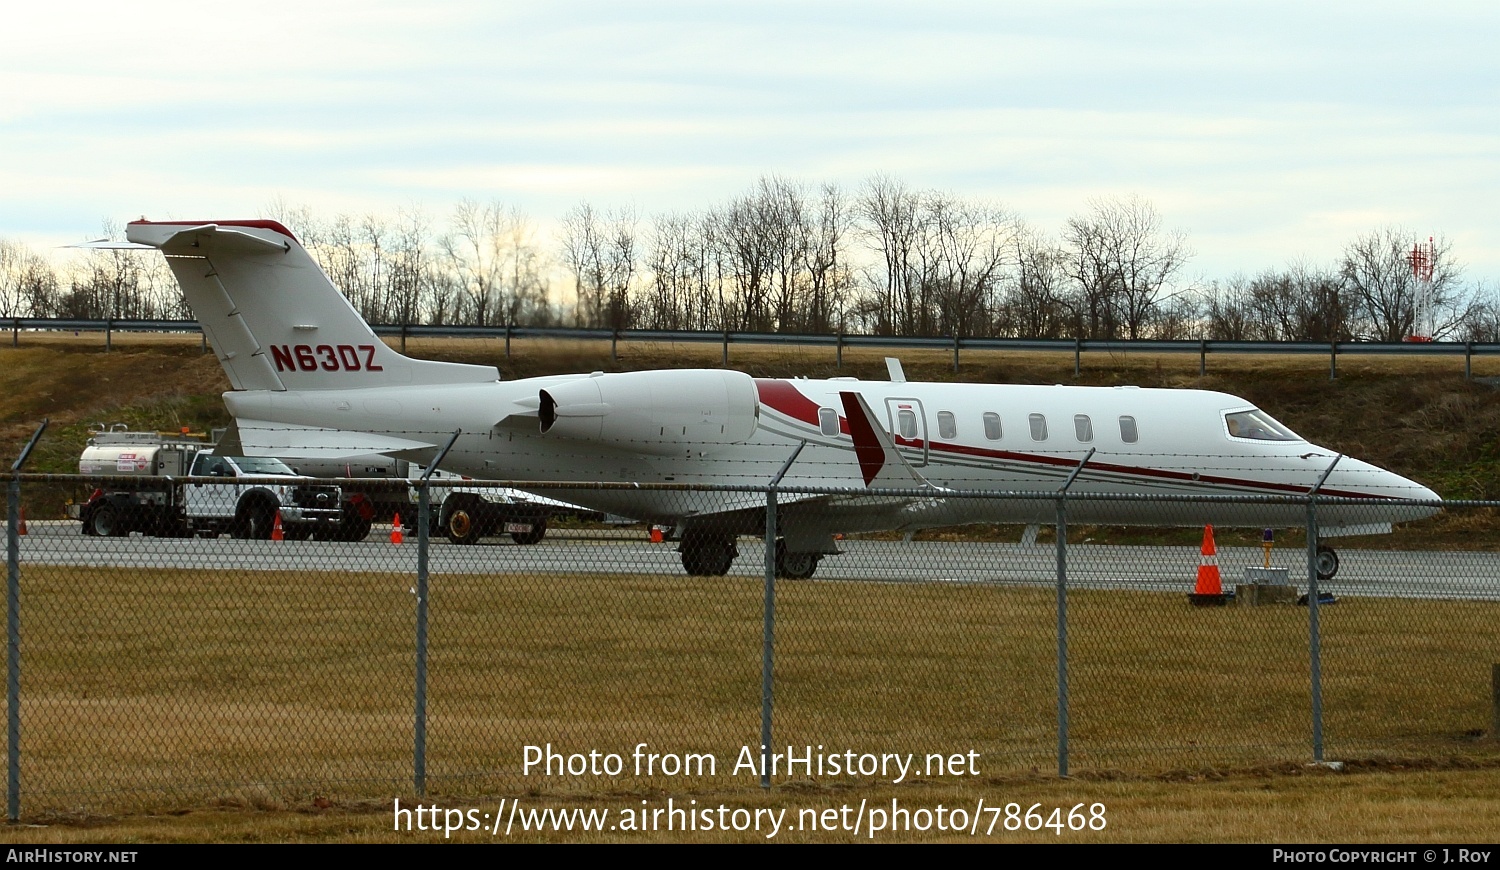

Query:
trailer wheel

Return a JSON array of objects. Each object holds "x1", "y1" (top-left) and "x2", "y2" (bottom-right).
[
  {"x1": 89, "y1": 504, "x2": 123, "y2": 538},
  {"x1": 445, "y1": 496, "x2": 483, "y2": 545}
]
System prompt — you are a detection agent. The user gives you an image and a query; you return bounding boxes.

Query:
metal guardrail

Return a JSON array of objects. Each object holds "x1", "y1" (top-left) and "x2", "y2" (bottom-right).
[{"x1": 10, "y1": 317, "x2": 1500, "y2": 377}]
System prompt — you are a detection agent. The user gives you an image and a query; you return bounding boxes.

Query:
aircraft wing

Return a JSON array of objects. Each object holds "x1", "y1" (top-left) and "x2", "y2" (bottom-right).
[
  {"x1": 227, "y1": 418, "x2": 437, "y2": 459},
  {"x1": 684, "y1": 389, "x2": 954, "y2": 548},
  {"x1": 837, "y1": 390, "x2": 945, "y2": 493}
]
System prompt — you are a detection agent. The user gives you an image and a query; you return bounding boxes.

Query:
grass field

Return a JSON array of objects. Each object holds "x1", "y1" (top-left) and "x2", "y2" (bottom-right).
[{"x1": 7, "y1": 560, "x2": 1499, "y2": 841}]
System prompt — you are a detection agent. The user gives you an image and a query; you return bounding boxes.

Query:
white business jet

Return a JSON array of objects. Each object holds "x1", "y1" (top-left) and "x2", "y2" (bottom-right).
[{"x1": 122, "y1": 219, "x2": 1439, "y2": 579}]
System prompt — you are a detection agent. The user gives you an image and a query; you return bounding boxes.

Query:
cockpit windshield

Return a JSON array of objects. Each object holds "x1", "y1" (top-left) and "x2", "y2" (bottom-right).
[{"x1": 1224, "y1": 409, "x2": 1301, "y2": 442}]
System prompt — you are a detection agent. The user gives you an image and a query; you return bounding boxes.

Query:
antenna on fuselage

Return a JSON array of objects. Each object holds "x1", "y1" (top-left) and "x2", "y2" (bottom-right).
[{"x1": 885, "y1": 358, "x2": 906, "y2": 383}]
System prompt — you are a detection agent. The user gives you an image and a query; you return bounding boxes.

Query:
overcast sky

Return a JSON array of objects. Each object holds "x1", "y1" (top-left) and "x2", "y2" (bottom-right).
[{"x1": 3, "y1": 0, "x2": 1496, "y2": 283}]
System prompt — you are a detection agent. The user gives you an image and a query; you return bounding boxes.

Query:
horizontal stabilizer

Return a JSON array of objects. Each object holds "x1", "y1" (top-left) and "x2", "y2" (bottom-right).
[{"x1": 229, "y1": 419, "x2": 436, "y2": 459}]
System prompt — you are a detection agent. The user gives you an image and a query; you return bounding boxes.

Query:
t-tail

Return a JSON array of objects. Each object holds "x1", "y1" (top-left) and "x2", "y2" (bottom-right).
[{"x1": 126, "y1": 219, "x2": 499, "y2": 392}]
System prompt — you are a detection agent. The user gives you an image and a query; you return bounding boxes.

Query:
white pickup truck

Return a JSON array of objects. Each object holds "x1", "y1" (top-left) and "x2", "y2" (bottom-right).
[{"x1": 76, "y1": 441, "x2": 351, "y2": 540}]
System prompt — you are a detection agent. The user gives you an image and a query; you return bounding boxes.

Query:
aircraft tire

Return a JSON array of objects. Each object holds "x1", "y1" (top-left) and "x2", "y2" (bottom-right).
[
  {"x1": 1316, "y1": 545, "x2": 1339, "y2": 581},
  {"x1": 680, "y1": 532, "x2": 736, "y2": 576},
  {"x1": 775, "y1": 541, "x2": 819, "y2": 579}
]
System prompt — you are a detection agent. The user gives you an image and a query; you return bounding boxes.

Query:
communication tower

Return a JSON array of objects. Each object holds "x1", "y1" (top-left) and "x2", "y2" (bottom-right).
[{"x1": 1405, "y1": 236, "x2": 1435, "y2": 342}]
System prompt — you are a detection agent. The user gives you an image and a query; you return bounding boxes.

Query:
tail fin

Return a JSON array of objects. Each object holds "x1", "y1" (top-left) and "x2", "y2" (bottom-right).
[{"x1": 126, "y1": 219, "x2": 498, "y2": 392}]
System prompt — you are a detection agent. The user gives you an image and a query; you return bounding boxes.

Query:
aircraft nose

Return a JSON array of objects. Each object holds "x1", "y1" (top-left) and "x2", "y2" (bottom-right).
[
  {"x1": 1331, "y1": 458, "x2": 1440, "y2": 505},
  {"x1": 1408, "y1": 479, "x2": 1441, "y2": 503},
  {"x1": 1377, "y1": 468, "x2": 1439, "y2": 502}
]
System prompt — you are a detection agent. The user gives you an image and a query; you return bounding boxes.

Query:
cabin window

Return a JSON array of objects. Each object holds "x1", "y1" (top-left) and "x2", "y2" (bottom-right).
[
  {"x1": 818, "y1": 407, "x2": 840, "y2": 437},
  {"x1": 1074, "y1": 414, "x2": 1093, "y2": 443},
  {"x1": 1028, "y1": 413, "x2": 1048, "y2": 441},
  {"x1": 983, "y1": 412, "x2": 1002, "y2": 441},
  {"x1": 1119, "y1": 415, "x2": 1138, "y2": 443},
  {"x1": 937, "y1": 411, "x2": 956, "y2": 439},
  {"x1": 1225, "y1": 409, "x2": 1300, "y2": 442},
  {"x1": 897, "y1": 409, "x2": 919, "y2": 439}
]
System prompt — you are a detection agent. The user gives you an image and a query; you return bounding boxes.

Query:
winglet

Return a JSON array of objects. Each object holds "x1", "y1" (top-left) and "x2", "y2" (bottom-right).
[{"x1": 839, "y1": 391, "x2": 933, "y2": 489}]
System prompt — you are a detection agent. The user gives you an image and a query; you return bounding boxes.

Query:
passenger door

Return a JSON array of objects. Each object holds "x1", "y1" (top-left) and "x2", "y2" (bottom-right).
[{"x1": 883, "y1": 398, "x2": 929, "y2": 467}]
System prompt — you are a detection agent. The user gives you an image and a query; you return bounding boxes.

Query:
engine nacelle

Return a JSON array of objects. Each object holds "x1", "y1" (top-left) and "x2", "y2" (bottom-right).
[{"x1": 538, "y1": 370, "x2": 759, "y2": 455}]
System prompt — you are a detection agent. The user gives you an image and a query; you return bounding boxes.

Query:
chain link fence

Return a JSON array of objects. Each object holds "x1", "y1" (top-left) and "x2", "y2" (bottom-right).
[{"x1": 6, "y1": 475, "x2": 1499, "y2": 814}]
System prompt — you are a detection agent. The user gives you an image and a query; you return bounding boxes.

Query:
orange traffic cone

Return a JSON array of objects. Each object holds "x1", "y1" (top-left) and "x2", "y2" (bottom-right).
[
  {"x1": 271, "y1": 512, "x2": 284, "y2": 541},
  {"x1": 17, "y1": 507, "x2": 27, "y2": 536},
  {"x1": 391, "y1": 512, "x2": 404, "y2": 545},
  {"x1": 1188, "y1": 524, "x2": 1229, "y2": 606},
  {"x1": 649, "y1": 527, "x2": 663, "y2": 543}
]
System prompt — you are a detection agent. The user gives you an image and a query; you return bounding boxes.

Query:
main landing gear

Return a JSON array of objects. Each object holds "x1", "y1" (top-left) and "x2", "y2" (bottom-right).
[
  {"x1": 774, "y1": 540, "x2": 820, "y2": 580},
  {"x1": 679, "y1": 530, "x2": 737, "y2": 576},
  {"x1": 1316, "y1": 544, "x2": 1340, "y2": 581},
  {"x1": 677, "y1": 532, "x2": 822, "y2": 579}
]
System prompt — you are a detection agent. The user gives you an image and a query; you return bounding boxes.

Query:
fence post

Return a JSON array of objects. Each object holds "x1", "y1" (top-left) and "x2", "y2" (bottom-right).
[
  {"x1": 414, "y1": 480, "x2": 429, "y2": 796},
  {"x1": 1306, "y1": 455, "x2": 1341, "y2": 763},
  {"x1": 1054, "y1": 448, "x2": 1094, "y2": 778},
  {"x1": 6, "y1": 473, "x2": 19, "y2": 821},
  {"x1": 505, "y1": 323, "x2": 512, "y2": 360},
  {"x1": 1199, "y1": 339, "x2": 1207, "y2": 377},
  {"x1": 1329, "y1": 341, "x2": 1337, "y2": 381},
  {"x1": 835, "y1": 330, "x2": 843, "y2": 370},
  {"x1": 952, "y1": 335, "x2": 960, "y2": 373},
  {"x1": 761, "y1": 487, "x2": 776, "y2": 789},
  {"x1": 1466, "y1": 342, "x2": 1473, "y2": 381},
  {"x1": 7, "y1": 420, "x2": 46, "y2": 822},
  {"x1": 413, "y1": 431, "x2": 460, "y2": 797},
  {"x1": 1073, "y1": 338, "x2": 1081, "y2": 378}
]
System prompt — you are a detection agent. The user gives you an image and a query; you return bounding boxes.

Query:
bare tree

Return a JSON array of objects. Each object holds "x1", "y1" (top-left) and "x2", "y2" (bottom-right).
[
  {"x1": 643, "y1": 211, "x2": 720, "y2": 330},
  {"x1": 857, "y1": 175, "x2": 920, "y2": 335},
  {"x1": 1062, "y1": 195, "x2": 1189, "y2": 339},
  {"x1": 445, "y1": 200, "x2": 540, "y2": 327},
  {"x1": 1002, "y1": 229, "x2": 1072, "y2": 338},
  {"x1": 383, "y1": 207, "x2": 429, "y2": 327},
  {"x1": 923, "y1": 194, "x2": 1016, "y2": 337},
  {"x1": 0, "y1": 239, "x2": 59, "y2": 318},
  {"x1": 559, "y1": 202, "x2": 635, "y2": 329},
  {"x1": 804, "y1": 183, "x2": 855, "y2": 333},
  {"x1": 1341, "y1": 228, "x2": 1465, "y2": 341}
]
